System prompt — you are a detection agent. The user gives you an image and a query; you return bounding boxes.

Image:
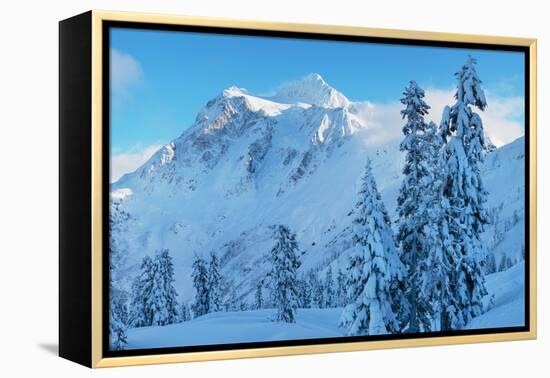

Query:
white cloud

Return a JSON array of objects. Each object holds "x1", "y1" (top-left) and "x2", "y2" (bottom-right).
[
  {"x1": 110, "y1": 48, "x2": 143, "y2": 96},
  {"x1": 111, "y1": 144, "x2": 163, "y2": 183},
  {"x1": 353, "y1": 101, "x2": 403, "y2": 146},
  {"x1": 424, "y1": 88, "x2": 524, "y2": 147},
  {"x1": 354, "y1": 88, "x2": 524, "y2": 148}
]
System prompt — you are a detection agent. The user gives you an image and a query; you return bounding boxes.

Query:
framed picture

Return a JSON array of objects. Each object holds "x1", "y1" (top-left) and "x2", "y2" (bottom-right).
[{"x1": 59, "y1": 10, "x2": 537, "y2": 368}]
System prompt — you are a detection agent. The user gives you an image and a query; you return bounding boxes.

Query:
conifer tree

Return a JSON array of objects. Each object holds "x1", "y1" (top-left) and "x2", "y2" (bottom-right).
[
  {"x1": 298, "y1": 276, "x2": 312, "y2": 308},
  {"x1": 269, "y1": 225, "x2": 301, "y2": 323},
  {"x1": 191, "y1": 256, "x2": 210, "y2": 318},
  {"x1": 109, "y1": 305, "x2": 127, "y2": 350},
  {"x1": 438, "y1": 56, "x2": 489, "y2": 329},
  {"x1": 339, "y1": 159, "x2": 405, "y2": 336},
  {"x1": 419, "y1": 120, "x2": 454, "y2": 332},
  {"x1": 109, "y1": 205, "x2": 129, "y2": 349},
  {"x1": 336, "y1": 268, "x2": 346, "y2": 307},
  {"x1": 307, "y1": 272, "x2": 324, "y2": 308},
  {"x1": 109, "y1": 275, "x2": 128, "y2": 349},
  {"x1": 208, "y1": 252, "x2": 223, "y2": 313},
  {"x1": 148, "y1": 249, "x2": 179, "y2": 326},
  {"x1": 225, "y1": 291, "x2": 239, "y2": 312},
  {"x1": 306, "y1": 272, "x2": 318, "y2": 308},
  {"x1": 128, "y1": 256, "x2": 155, "y2": 327},
  {"x1": 396, "y1": 81, "x2": 433, "y2": 333},
  {"x1": 179, "y1": 302, "x2": 191, "y2": 322},
  {"x1": 486, "y1": 253, "x2": 497, "y2": 274},
  {"x1": 255, "y1": 281, "x2": 264, "y2": 310},
  {"x1": 324, "y1": 266, "x2": 335, "y2": 308}
]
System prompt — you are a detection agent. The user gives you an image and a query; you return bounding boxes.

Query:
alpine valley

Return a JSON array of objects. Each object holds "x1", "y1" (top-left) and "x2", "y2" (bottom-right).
[{"x1": 110, "y1": 73, "x2": 526, "y2": 348}]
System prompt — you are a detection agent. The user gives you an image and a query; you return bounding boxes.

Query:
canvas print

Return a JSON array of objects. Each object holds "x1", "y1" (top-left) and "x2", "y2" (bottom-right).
[{"x1": 108, "y1": 27, "x2": 527, "y2": 352}]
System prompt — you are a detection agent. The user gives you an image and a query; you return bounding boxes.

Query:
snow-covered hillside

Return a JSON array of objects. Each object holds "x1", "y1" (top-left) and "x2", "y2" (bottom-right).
[
  {"x1": 482, "y1": 137, "x2": 526, "y2": 267},
  {"x1": 110, "y1": 73, "x2": 525, "y2": 317},
  {"x1": 126, "y1": 308, "x2": 344, "y2": 349},
  {"x1": 466, "y1": 262, "x2": 525, "y2": 330},
  {"x1": 125, "y1": 257, "x2": 525, "y2": 350},
  {"x1": 124, "y1": 253, "x2": 526, "y2": 351}
]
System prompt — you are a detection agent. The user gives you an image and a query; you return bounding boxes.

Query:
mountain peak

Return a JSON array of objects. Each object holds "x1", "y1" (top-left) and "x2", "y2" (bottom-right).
[
  {"x1": 273, "y1": 73, "x2": 350, "y2": 108},
  {"x1": 222, "y1": 85, "x2": 248, "y2": 97},
  {"x1": 303, "y1": 72, "x2": 325, "y2": 83}
]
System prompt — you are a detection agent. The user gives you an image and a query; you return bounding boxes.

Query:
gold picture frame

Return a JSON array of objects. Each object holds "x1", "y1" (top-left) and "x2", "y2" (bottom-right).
[{"x1": 59, "y1": 9, "x2": 537, "y2": 368}]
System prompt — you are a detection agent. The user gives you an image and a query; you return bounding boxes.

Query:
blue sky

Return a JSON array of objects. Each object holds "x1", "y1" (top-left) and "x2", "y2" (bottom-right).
[{"x1": 109, "y1": 27, "x2": 525, "y2": 181}]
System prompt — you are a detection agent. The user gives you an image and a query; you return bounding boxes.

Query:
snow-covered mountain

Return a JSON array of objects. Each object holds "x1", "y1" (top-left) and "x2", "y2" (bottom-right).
[{"x1": 110, "y1": 73, "x2": 525, "y2": 308}]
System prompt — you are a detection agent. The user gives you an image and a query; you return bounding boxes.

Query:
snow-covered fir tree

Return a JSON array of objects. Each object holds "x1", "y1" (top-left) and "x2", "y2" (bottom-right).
[
  {"x1": 438, "y1": 56, "x2": 489, "y2": 329},
  {"x1": 498, "y1": 254, "x2": 514, "y2": 272},
  {"x1": 336, "y1": 268, "x2": 346, "y2": 307},
  {"x1": 339, "y1": 159, "x2": 405, "y2": 336},
  {"x1": 298, "y1": 275, "x2": 312, "y2": 308},
  {"x1": 208, "y1": 252, "x2": 223, "y2": 313},
  {"x1": 148, "y1": 249, "x2": 179, "y2": 326},
  {"x1": 486, "y1": 253, "x2": 497, "y2": 274},
  {"x1": 109, "y1": 267, "x2": 128, "y2": 349},
  {"x1": 225, "y1": 291, "x2": 240, "y2": 312},
  {"x1": 307, "y1": 271, "x2": 324, "y2": 308},
  {"x1": 128, "y1": 256, "x2": 155, "y2": 327},
  {"x1": 109, "y1": 204, "x2": 129, "y2": 349},
  {"x1": 179, "y1": 302, "x2": 191, "y2": 322},
  {"x1": 268, "y1": 225, "x2": 301, "y2": 323},
  {"x1": 396, "y1": 81, "x2": 433, "y2": 333},
  {"x1": 109, "y1": 302, "x2": 127, "y2": 350},
  {"x1": 324, "y1": 266, "x2": 335, "y2": 308},
  {"x1": 417, "y1": 120, "x2": 454, "y2": 332},
  {"x1": 255, "y1": 281, "x2": 264, "y2": 310},
  {"x1": 191, "y1": 256, "x2": 210, "y2": 318}
]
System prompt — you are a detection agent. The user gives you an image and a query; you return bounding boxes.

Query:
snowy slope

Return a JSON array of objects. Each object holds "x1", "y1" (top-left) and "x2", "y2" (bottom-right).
[
  {"x1": 126, "y1": 308, "x2": 344, "y2": 349},
  {"x1": 481, "y1": 136, "x2": 526, "y2": 265},
  {"x1": 125, "y1": 258, "x2": 526, "y2": 350},
  {"x1": 110, "y1": 73, "x2": 525, "y2": 310},
  {"x1": 466, "y1": 262, "x2": 525, "y2": 329}
]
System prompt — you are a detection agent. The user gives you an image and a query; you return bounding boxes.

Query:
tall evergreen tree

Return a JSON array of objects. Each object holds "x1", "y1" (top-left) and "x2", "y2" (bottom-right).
[
  {"x1": 179, "y1": 302, "x2": 191, "y2": 322},
  {"x1": 268, "y1": 225, "x2": 301, "y2": 323},
  {"x1": 307, "y1": 271, "x2": 324, "y2": 308},
  {"x1": 191, "y1": 256, "x2": 210, "y2": 318},
  {"x1": 324, "y1": 266, "x2": 335, "y2": 308},
  {"x1": 420, "y1": 120, "x2": 455, "y2": 332},
  {"x1": 336, "y1": 268, "x2": 346, "y2": 307},
  {"x1": 109, "y1": 300, "x2": 127, "y2": 350},
  {"x1": 486, "y1": 253, "x2": 497, "y2": 274},
  {"x1": 339, "y1": 159, "x2": 405, "y2": 336},
  {"x1": 128, "y1": 256, "x2": 155, "y2": 327},
  {"x1": 298, "y1": 275, "x2": 312, "y2": 308},
  {"x1": 148, "y1": 249, "x2": 179, "y2": 326},
  {"x1": 109, "y1": 272, "x2": 128, "y2": 349},
  {"x1": 208, "y1": 252, "x2": 223, "y2": 313},
  {"x1": 226, "y1": 291, "x2": 239, "y2": 312},
  {"x1": 438, "y1": 56, "x2": 489, "y2": 329},
  {"x1": 109, "y1": 204, "x2": 129, "y2": 349},
  {"x1": 255, "y1": 281, "x2": 264, "y2": 310},
  {"x1": 396, "y1": 81, "x2": 433, "y2": 333}
]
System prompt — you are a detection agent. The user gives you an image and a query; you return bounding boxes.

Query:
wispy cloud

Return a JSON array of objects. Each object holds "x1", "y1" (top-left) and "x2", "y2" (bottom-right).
[
  {"x1": 111, "y1": 144, "x2": 163, "y2": 183},
  {"x1": 353, "y1": 101, "x2": 403, "y2": 146},
  {"x1": 424, "y1": 88, "x2": 524, "y2": 147},
  {"x1": 353, "y1": 87, "x2": 524, "y2": 148},
  {"x1": 110, "y1": 48, "x2": 143, "y2": 98}
]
